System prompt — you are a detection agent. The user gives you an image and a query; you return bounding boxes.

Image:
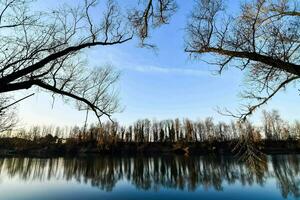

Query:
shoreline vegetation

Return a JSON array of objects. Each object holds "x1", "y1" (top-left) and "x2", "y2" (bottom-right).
[
  {"x1": 1, "y1": 139, "x2": 300, "y2": 157},
  {"x1": 1, "y1": 110, "x2": 300, "y2": 157}
]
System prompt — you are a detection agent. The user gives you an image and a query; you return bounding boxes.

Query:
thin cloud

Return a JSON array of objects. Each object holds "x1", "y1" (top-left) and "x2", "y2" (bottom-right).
[
  {"x1": 92, "y1": 49, "x2": 212, "y2": 77},
  {"x1": 123, "y1": 65, "x2": 211, "y2": 77}
]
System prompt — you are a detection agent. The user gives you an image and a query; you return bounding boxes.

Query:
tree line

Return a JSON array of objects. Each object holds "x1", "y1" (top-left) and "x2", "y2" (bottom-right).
[{"x1": 5, "y1": 110, "x2": 300, "y2": 145}]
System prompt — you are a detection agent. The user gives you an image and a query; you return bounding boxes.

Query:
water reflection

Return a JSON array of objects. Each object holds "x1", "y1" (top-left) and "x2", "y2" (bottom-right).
[{"x1": 0, "y1": 155, "x2": 299, "y2": 198}]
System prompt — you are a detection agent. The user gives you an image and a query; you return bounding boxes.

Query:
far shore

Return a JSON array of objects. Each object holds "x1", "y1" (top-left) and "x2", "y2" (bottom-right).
[{"x1": 1, "y1": 137, "x2": 300, "y2": 157}]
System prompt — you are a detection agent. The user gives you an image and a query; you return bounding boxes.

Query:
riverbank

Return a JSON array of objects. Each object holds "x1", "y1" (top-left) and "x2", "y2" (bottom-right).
[{"x1": 1, "y1": 137, "x2": 300, "y2": 157}]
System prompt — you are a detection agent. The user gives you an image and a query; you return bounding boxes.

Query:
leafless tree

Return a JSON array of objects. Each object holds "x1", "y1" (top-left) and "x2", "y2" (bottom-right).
[
  {"x1": 233, "y1": 120, "x2": 265, "y2": 168},
  {"x1": 0, "y1": 95, "x2": 17, "y2": 132},
  {"x1": 0, "y1": 0, "x2": 133, "y2": 122},
  {"x1": 0, "y1": 0, "x2": 178, "y2": 124},
  {"x1": 262, "y1": 109, "x2": 287, "y2": 140},
  {"x1": 183, "y1": 118, "x2": 193, "y2": 142},
  {"x1": 186, "y1": 0, "x2": 300, "y2": 120},
  {"x1": 128, "y1": 0, "x2": 177, "y2": 46}
]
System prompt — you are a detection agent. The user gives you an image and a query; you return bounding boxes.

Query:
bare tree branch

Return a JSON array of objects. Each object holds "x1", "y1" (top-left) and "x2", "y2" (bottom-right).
[{"x1": 186, "y1": 0, "x2": 300, "y2": 120}]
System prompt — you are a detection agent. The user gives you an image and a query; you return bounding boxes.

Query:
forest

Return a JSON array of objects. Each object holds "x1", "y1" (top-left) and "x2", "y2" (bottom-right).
[{"x1": 1, "y1": 110, "x2": 300, "y2": 158}]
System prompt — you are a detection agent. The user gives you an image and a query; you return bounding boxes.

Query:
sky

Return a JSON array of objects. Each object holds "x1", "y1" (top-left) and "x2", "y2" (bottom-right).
[{"x1": 14, "y1": 0, "x2": 300, "y2": 128}]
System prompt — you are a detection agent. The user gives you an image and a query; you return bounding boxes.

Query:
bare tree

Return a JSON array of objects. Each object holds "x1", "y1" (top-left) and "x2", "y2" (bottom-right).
[
  {"x1": 262, "y1": 109, "x2": 286, "y2": 140},
  {"x1": 0, "y1": 95, "x2": 17, "y2": 132},
  {"x1": 0, "y1": 0, "x2": 179, "y2": 123},
  {"x1": 0, "y1": 0, "x2": 133, "y2": 122},
  {"x1": 233, "y1": 120, "x2": 265, "y2": 167},
  {"x1": 183, "y1": 118, "x2": 193, "y2": 142},
  {"x1": 186, "y1": 0, "x2": 300, "y2": 120},
  {"x1": 128, "y1": 0, "x2": 177, "y2": 46}
]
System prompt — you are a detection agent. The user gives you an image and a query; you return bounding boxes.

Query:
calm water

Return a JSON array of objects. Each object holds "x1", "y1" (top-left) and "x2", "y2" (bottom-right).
[{"x1": 0, "y1": 155, "x2": 299, "y2": 200}]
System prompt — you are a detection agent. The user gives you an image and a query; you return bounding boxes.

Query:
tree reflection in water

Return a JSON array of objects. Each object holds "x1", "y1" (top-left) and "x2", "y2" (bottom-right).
[{"x1": 0, "y1": 155, "x2": 299, "y2": 198}]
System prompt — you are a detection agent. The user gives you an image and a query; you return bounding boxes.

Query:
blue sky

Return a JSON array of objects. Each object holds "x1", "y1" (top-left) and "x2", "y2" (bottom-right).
[{"x1": 15, "y1": 0, "x2": 300, "y2": 127}]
